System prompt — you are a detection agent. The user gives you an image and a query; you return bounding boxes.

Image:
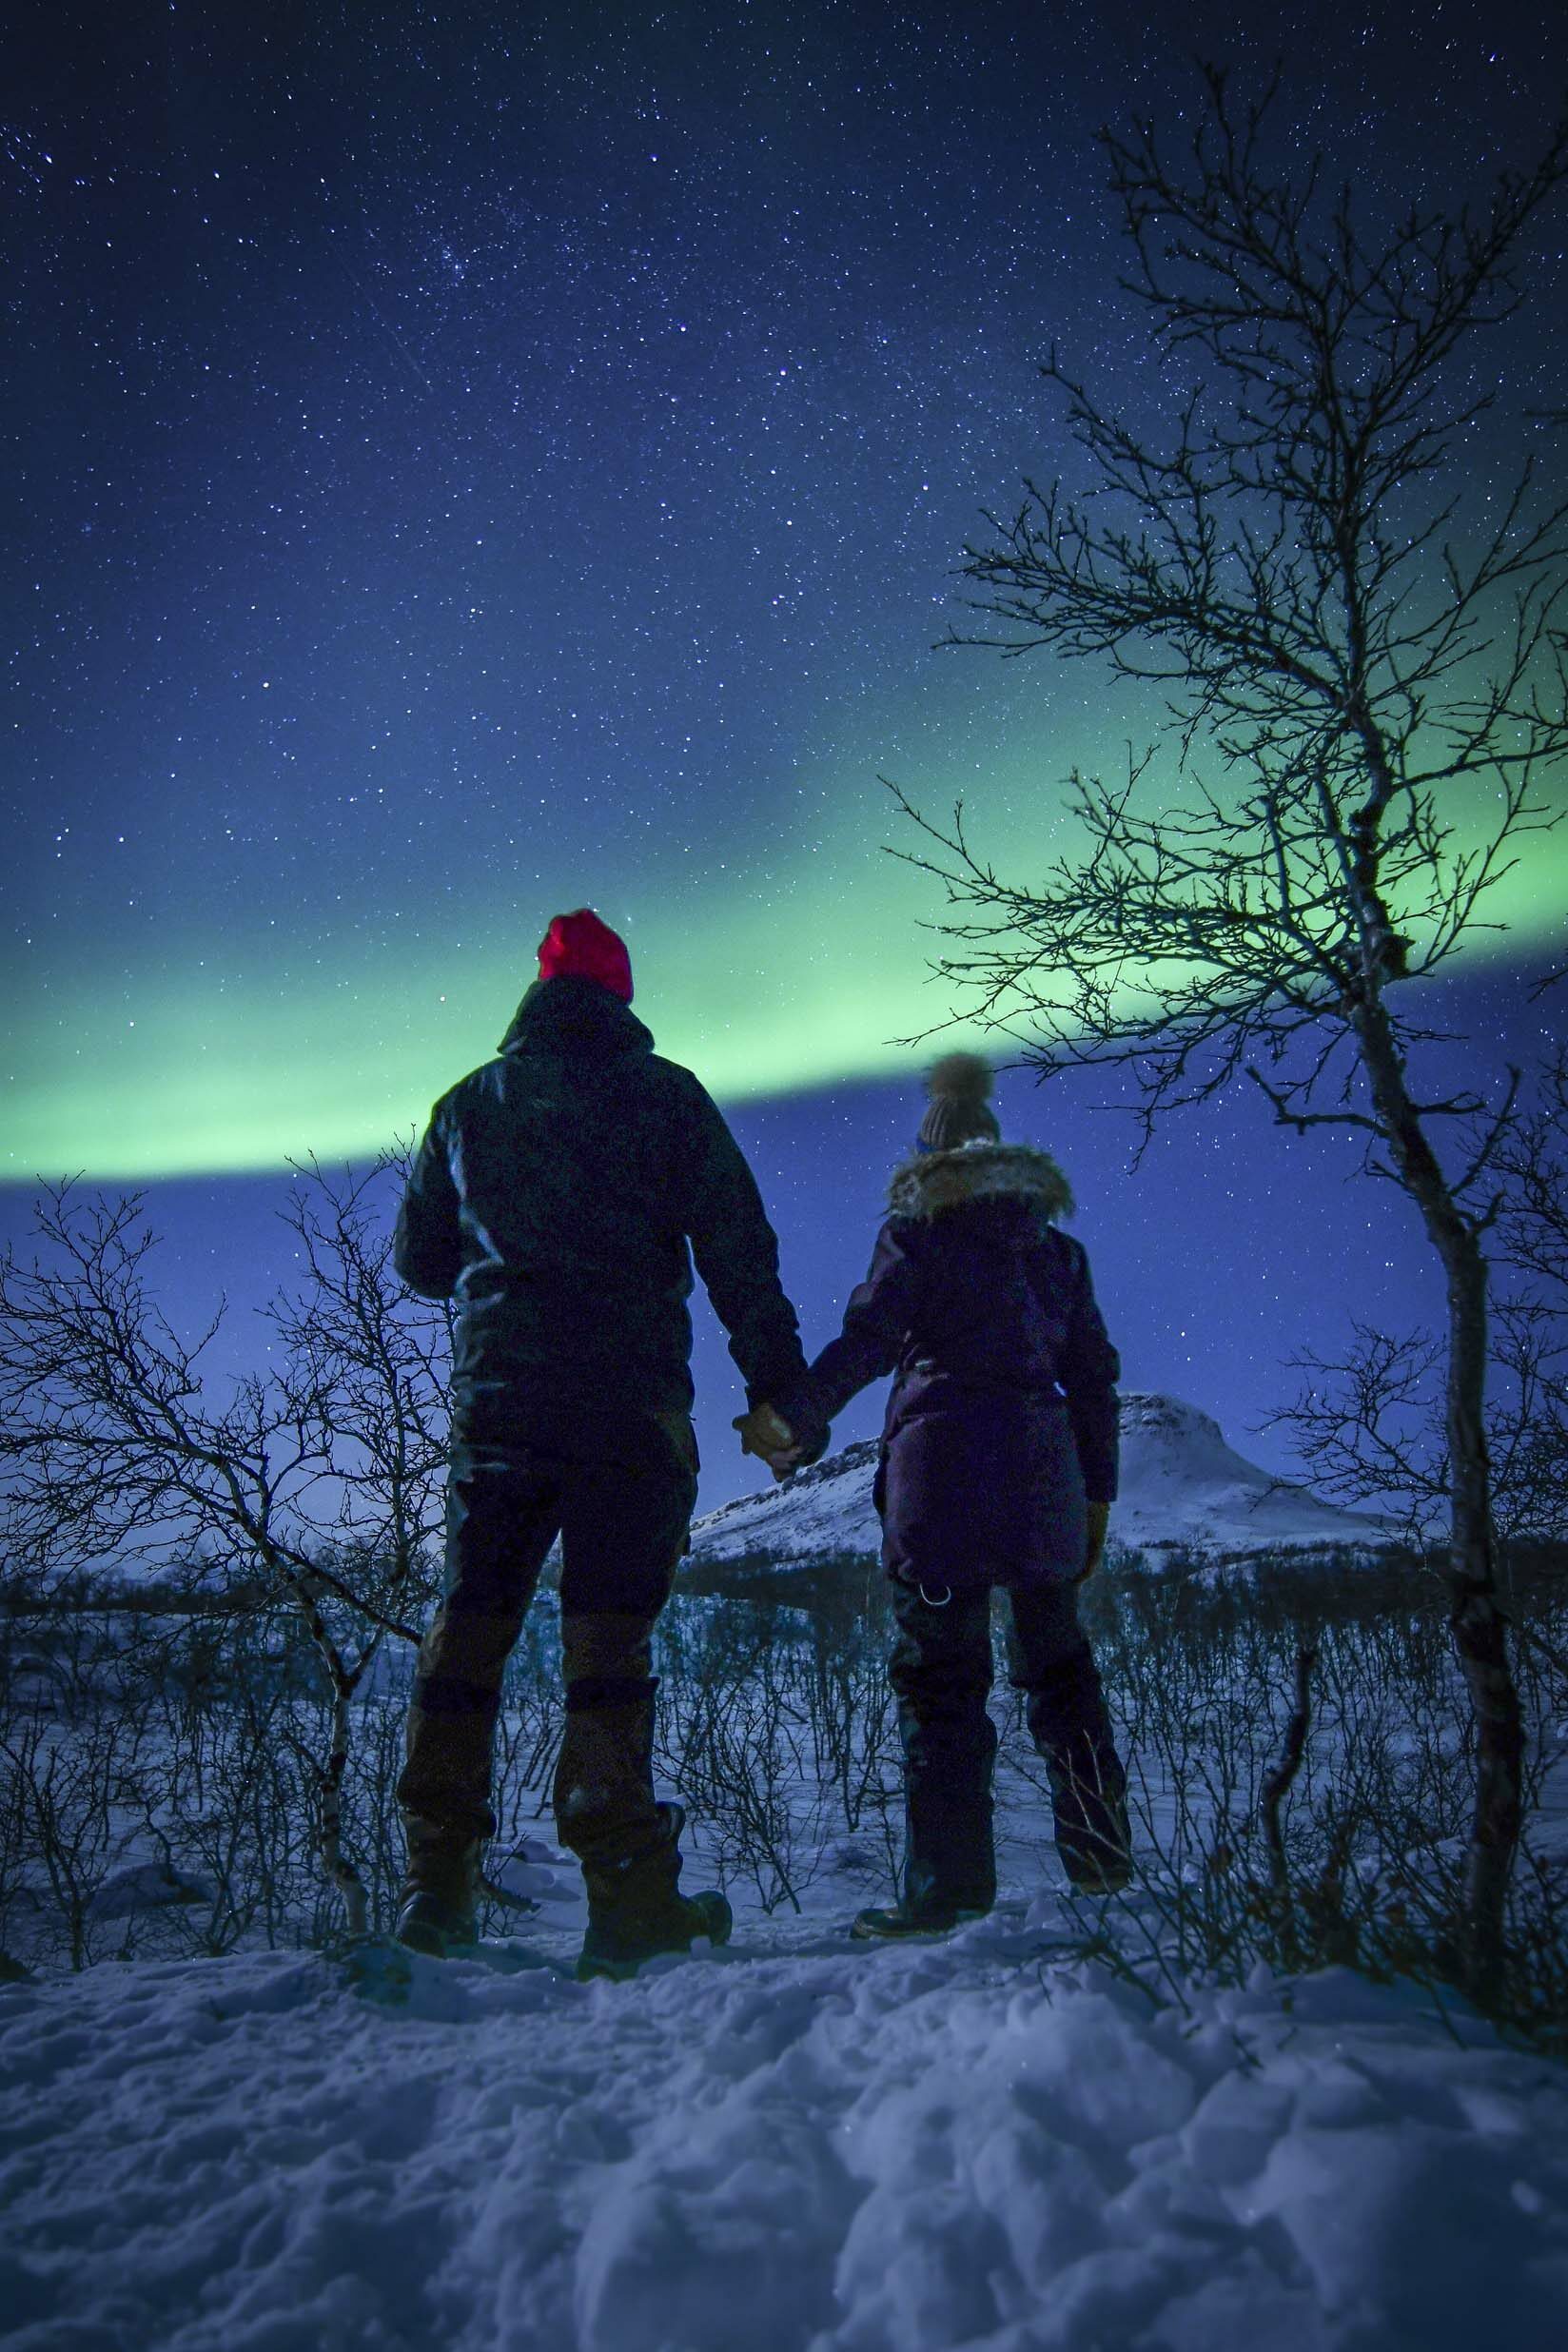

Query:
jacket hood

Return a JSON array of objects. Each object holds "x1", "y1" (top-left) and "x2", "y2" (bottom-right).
[
  {"x1": 500, "y1": 975, "x2": 656, "y2": 1060},
  {"x1": 887, "y1": 1140, "x2": 1075, "y2": 1224}
]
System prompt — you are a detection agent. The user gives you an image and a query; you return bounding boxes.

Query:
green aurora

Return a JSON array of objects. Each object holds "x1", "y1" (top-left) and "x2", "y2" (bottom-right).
[
  {"x1": 11, "y1": 3, "x2": 1567, "y2": 1190},
  {"x1": 11, "y1": 737, "x2": 1565, "y2": 1185}
]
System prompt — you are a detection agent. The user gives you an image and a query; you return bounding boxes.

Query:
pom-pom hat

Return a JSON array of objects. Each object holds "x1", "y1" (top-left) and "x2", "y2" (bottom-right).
[
  {"x1": 537, "y1": 909, "x2": 634, "y2": 1002},
  {"x1": 917, "y1": 1051, "x2": 1001, "y2": 1152}
]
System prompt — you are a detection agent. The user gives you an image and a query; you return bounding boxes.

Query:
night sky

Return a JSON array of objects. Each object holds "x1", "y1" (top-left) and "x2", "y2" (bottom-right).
[{"x1": 7, "y1": 1, "x2": 1566, "y2": 1510}]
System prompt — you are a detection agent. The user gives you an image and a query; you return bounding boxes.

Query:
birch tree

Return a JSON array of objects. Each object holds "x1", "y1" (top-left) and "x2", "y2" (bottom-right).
[{"x1": 896, "y1": 69, "x2": 1568, "y2": 1996}]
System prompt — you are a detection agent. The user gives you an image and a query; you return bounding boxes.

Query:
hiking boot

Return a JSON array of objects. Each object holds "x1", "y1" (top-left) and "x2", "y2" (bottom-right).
[
  {"x1": 576, "y1": 1886, "x2": 733, "y2": 1983},
  {"x1": 850, "y1": 1901, "x2": 990, "y2": 1942},
  {"x1": 394, "y1": 1888, "x2": 479, "y2": 1957}
]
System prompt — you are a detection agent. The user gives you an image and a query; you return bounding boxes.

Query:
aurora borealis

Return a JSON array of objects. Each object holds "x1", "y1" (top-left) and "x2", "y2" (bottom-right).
[
  {"x1": 10, "y1": 0, "x2": 1565, "y2": 1183},
  {"x1": 6, "y1": 3, "x2": 1567, "y2": 1505},
  {"x1": 10, "y1": 0, "x2": 1126, "y2": 1181}
]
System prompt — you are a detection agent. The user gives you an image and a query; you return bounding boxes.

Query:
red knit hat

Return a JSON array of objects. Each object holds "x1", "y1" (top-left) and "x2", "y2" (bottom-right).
[{"x1": 537, "y1": 908, "x2": 634, "y2": 1001}]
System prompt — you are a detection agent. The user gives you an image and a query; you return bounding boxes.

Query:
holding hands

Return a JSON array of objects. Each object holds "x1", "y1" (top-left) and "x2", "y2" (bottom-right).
[{"x1": 734, "y1": 1401, "x2": 804, "y2": 1482}]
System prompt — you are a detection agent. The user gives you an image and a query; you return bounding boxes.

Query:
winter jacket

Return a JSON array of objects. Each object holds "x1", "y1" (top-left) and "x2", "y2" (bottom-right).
[
  {"x1": 395, "y1": 977, "x2": 819, "y2": 1457},
  {"x1": 808, "y1": 1143, "x2": 1120, "y2": 1592}
]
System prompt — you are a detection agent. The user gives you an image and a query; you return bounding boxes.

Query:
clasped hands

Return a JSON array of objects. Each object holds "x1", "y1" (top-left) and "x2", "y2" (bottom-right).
[{"x1": 733, "y1": 1401, "x2": 804, "y2": 1482}]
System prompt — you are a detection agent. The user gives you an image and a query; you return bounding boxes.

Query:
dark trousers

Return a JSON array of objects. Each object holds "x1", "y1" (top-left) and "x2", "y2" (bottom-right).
[
  {"x1": 889, "y1": 1576, "x2": 1127, "y2": 1913},
  {"x1": 397, "y1": 1427, "x2": 696, "y2": 1898}
]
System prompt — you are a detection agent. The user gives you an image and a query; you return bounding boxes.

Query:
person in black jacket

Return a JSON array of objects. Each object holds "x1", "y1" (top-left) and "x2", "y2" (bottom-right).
[
  {"x1": 749, "y1": 1053, "x2": 1129, "y2": 1936},
  {"x1": 393, "y1": 908, "x2": 824, "y2": 1977}
]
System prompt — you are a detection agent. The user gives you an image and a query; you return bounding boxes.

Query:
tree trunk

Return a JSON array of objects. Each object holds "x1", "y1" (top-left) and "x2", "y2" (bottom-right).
[
  {"x1": 322, "y1": 1677, "x2": 369, "y2": 1941},
  {"x1": 1355, "y1": 998, "x2": 1523, "y2": 2001},
  {"x1": 287, "y1": 1563, "x2": 371, "y2": 1940},
  {"x1": 1260, "y1": 1643, "x2": 1318, "y2": 1972},
  {"x1": 1441, "y1": 1241, "x2": 1523, "y2": 2002}
]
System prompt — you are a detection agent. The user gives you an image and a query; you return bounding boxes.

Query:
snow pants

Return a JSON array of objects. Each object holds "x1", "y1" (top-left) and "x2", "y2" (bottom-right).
[
  {"x1": 397, "y1": 1420, "x2": 697, "y2": 1906},
  {"x1": 889, "y1": 1576, "x2": 1127, "y2": 1914}
]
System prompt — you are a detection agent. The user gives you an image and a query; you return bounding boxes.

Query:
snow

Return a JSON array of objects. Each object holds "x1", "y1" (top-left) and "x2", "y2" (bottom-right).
[
  {"x1": 2, "y1": 1402, "x2": 1558, "y2": 2347},
  {"x1": 686, "y1": 1394, "x2": 1390, "y2": 1575},
  {"x1": 689, "y1": 1437, "x2": 885, "y2": 1569},
  {"x1": 2, "y1": 1894, "x2": 1565, "y2": 2350}
]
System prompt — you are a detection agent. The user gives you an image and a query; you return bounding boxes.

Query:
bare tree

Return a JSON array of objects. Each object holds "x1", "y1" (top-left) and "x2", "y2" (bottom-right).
[
  {"x1": 0, "y1": 1154, "x2": 452, "y2": 1934},
  {"x1": 894, "y1": 68, "x2": 1568, "y2": 1995},
  {"x1": 1273, "y1": 1038, "x2": 1568, "y2": 1554}
]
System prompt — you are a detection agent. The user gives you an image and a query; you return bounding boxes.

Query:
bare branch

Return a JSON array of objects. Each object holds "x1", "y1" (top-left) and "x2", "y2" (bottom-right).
[{"x1": 897, "y1": 66, "x2": 1568, "y2": 1996}]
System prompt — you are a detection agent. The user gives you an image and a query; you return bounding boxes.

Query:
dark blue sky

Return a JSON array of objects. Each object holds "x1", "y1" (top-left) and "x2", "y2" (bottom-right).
[{"x1": 6, "y1": 0, "x2": 1565, "y2": 1508}]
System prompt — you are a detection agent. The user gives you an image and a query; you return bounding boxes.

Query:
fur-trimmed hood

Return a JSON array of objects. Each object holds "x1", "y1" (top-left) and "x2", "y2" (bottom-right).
[{"x1": 886, "y1": 1140, "x2": 1075, "y2": 1224}]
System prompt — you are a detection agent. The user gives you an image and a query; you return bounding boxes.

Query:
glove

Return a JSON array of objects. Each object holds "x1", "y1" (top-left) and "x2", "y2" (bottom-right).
[
  {"x1": 1080, "y1": 1499, "x2": 1111, "y2": 1583},
  {"x1": 734, "y1": 1402, "x2": 801, "y2": 1481},
  {"x1": 762, "y1": 1377, "x2": 832, "y2": 1471}
]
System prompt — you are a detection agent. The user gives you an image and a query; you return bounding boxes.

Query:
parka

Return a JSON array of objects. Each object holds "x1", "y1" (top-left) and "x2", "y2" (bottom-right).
[
  {"x1": 395, "y1": 976, "x2": 818, "y2": 1458},
  {"x1": 808, "y1": 1142, "x2": 1119, "y2": 1592}
]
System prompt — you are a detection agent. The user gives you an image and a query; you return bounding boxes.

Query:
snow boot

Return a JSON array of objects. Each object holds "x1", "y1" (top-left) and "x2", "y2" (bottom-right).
[
  {"x1": 1007, "y1": 1632, "x2": 1132, "y2": 1895},
  {"x1": 395, "y1": 1888, "x2": 479, "y2": 1957},
  {"x1": 886, "y1": 1582, "x2": 1000, "y2": 1927},
  {"x1": 851, "y1": 1900, "x2": 990, "y2": 1943},
  {"x1": 1053, "y1": 1768, "x2": 1132, "y2": 1896},
  {"x1": 577, "y1": 1888, "x2": 733, "y2": 1982},
  {"x1": 554, "y1": 1616, "x2": 731, "y2": 1982},
  {"x1": 395, "y1": 1816, "x2": 481, "y2": 1957},
  {"x1": 1066, "y1": 1857, "x2": 1132, "y2": 1897},
  {"x1": 575, "y1": 1799, "x2": 733, "y2": 1982},
  {"x1": 1062, "y1": 1792, "x2": 1133, "y2": 1896}
]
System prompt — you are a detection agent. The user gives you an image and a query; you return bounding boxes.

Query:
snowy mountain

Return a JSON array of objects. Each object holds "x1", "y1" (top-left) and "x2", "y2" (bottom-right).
[
  {"x1": 687, "y1": 1390, "x2": 1390, "y2": 1573},
  {"x1": 1108, "y1": 1392, "x2": 1391, "y2": 1558}
]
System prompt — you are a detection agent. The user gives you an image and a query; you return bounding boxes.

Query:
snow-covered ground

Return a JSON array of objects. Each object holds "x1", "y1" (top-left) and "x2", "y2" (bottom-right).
[
  {"x1": 2, "y1": 1877, "x2": 1566, "y2": 2352},
  {"x1": 687, "y1": 1392, "x2": 1390, "y2": 1574},
  {"x1": 4, "y1": 1420, "x2": 1562, "y2": 2349}
]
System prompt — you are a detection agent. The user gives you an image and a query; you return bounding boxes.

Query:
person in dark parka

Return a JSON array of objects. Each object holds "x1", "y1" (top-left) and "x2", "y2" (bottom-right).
[
  {"x1": 760, "y1": 1052, "x2": 1129, "y2": 1936},
  {"x1": 393, "y1": 907, "x2": 825, "y2": 1977}
]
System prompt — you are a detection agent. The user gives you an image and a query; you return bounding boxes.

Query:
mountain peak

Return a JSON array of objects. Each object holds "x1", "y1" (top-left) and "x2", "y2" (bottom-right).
[{"x1": 687, "y1": 1392, "x2": 1389, "y2": 1575}]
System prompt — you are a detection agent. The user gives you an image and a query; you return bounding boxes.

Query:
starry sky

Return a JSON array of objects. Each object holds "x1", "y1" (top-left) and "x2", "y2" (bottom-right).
[{"x1": 6, "y1": 0, "x2": 1567, "y2": 1508}]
